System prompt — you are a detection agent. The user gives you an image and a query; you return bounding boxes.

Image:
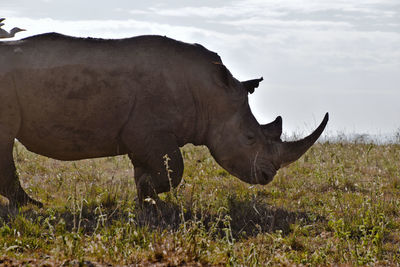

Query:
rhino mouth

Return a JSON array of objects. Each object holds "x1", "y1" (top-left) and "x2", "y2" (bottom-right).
[
  {"x1": 219, "y1": 154, "x2": 277, "y2": 185},
  {"x1": 255, "y1": 168, "x2": 276, "y2": 185},
  {"x1": 250, "y1": 151, "x2": 277, "y2": 185}
]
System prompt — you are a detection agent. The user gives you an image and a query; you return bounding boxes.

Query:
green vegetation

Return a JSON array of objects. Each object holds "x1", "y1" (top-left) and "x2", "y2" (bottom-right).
[{"x1": 0, "y1": 140, "x2": 399, "y2": 266}]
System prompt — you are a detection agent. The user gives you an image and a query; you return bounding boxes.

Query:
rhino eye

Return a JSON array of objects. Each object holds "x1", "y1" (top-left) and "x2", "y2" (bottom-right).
[{"x1": 244, "y1": 132, "x2": 256, "y2": 145}]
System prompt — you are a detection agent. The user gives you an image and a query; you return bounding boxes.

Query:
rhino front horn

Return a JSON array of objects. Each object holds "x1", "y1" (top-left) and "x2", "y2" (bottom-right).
[{"x1": 279, "y1": 113, "x2": 329, "y2": 167}]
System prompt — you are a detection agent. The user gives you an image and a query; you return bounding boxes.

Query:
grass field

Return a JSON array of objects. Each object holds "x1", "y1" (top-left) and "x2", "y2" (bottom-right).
[{"x1": 0, "y1": 139, "x2": 399, "y2": 266}]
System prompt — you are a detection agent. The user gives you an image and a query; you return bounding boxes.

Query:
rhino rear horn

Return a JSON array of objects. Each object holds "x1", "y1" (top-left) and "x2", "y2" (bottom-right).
[
  {"x1": 262, "y1": 116, "x2": 282, "y2": 141},
  {"x1": 278, "y1": 113, "x2": 329, "y2": 167},
  {"x1": 241, "y1": 77, "x2": 263, "y2": 94}
]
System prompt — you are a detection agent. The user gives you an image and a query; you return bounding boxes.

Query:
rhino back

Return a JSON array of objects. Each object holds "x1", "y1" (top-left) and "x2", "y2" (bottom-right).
[{"x1": 0, "y1": 33, "x2": 222, "y2": 160}]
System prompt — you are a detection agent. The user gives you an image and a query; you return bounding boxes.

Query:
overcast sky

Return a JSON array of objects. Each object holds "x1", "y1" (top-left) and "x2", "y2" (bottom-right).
[{"x1": 2, "y1": 0, "x2": 400, "y2": 138}]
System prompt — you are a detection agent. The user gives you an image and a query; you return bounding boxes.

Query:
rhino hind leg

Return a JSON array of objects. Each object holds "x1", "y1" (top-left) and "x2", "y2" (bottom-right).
[
  {"x1": 0, "y1": 77, "x2": 42, "y2": 208},
  {"x1": 123, "y1": 132, "x2": 184, "y2": 203},
  {"x1": 0, "y1": 139, "x2": 42, "y2": 208}
]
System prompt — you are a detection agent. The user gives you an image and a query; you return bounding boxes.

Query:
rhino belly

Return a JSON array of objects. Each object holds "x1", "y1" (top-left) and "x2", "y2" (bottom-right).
[{"x1": 17, "y1": 121, "x2": 129, "y2": 161}]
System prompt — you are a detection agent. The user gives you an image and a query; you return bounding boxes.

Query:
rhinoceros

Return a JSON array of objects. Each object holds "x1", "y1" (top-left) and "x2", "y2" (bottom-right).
[{"x1": 0, "y1": 33, "x2": 328, "y2": 207}]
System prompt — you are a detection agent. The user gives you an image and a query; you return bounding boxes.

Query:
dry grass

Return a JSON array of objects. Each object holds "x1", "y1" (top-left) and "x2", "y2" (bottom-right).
[{"x1": 0, "y1": 140, "x2": 399, "y2": 265}]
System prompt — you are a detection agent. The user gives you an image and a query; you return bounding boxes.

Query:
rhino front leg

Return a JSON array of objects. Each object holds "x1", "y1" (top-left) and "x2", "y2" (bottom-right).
[
  {"x1": 0, "y1": 139, "x2": 42, "y2": 207},
  {"x1": 123, "y1": 132, "x2": 184, "y2": 203},
  {"x1": 132, "y1": 166, "x2": 158, "y2": 202}
]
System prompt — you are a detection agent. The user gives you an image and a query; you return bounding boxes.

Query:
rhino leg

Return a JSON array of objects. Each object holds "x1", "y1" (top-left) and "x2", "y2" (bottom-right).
[
  {"x1": 123, "y1": 132, "x2": 184, "y2": 203},
  {"x1": 0, "y1": 138, "x2": 42, "y2": 207},
  {"x1": 0, "y1": 76, "x2": 42, "y2": 207},
  {"x1": 132, "y1": 166, "x2": 158, "y2": 202}
]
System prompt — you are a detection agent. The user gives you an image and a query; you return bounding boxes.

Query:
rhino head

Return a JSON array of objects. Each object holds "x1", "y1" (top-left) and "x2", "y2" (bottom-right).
[{"x1": 207, "y1": 65, "x2": 328, "y2": 185}]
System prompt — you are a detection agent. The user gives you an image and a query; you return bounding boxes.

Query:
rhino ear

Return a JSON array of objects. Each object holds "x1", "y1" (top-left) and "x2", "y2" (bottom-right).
[{"x1": 241, "y1": 77, "x2": 263, "y2": 94}]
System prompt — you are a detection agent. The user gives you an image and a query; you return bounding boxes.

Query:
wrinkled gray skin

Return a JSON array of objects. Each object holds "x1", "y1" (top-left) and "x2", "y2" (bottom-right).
[{"x1": 0, "y1": 33, "x2": 328, "y2": 207}]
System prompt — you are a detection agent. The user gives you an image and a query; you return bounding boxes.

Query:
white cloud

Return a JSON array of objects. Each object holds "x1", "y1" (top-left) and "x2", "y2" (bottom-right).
[
  {"x1": 144, "y1": 5, "x2": 286, "y2": 18},
  {"x1": 128, "y1": 10, "x2": 151, "y2": 15},
  {"x1": 219, "y1": 18, "x2": 354, "y2": 29},
  {"x1": 244, "y1": 0, "x2": 398, "y2": 13},
  {"x1": 0, "y1": 9, "x2": 19, "y2": 17},
  {"x1": 138, "y1": 0, "x2": 398, "y2": 20}
]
